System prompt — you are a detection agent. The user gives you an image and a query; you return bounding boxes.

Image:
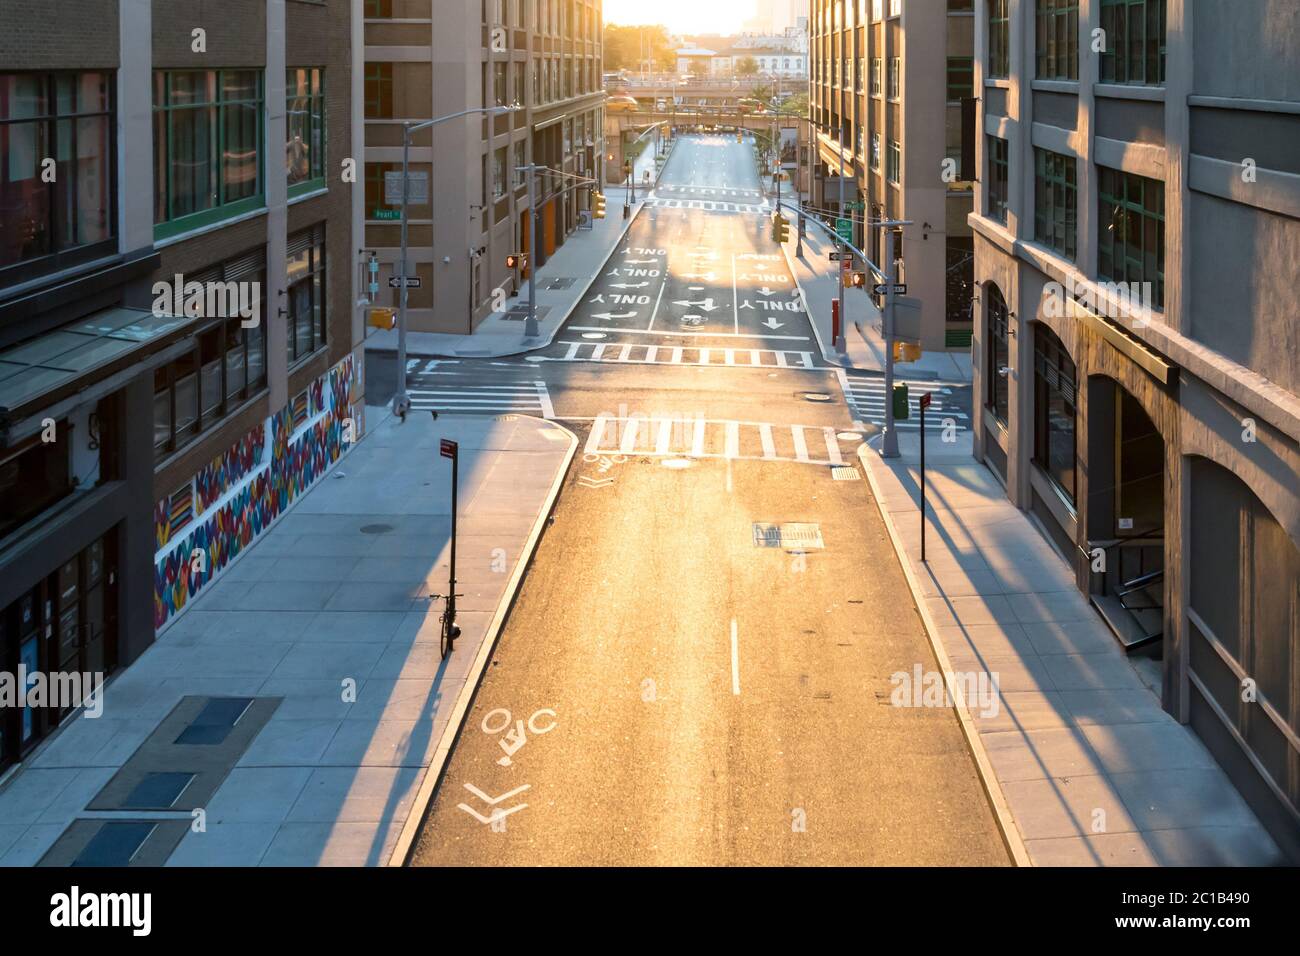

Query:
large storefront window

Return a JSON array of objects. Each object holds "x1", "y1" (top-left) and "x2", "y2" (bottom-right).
[
  {"x1": 0, "y1": 72, "x2": 114, "y2": 283},
  {"x1": 1033, "y1": 324, "x2": 1078, "y2": 505},
  {"x1": 153, "y1": 71, "x2": 264, "y2": 240},
  {"x1": 1098, "y1": 164, "x2": 1165, "y2": 308},
  {"x1": 153, "y1": 251, "x2": 268, "y2": 460},
  {"x1": 987, "y1": 136, "x2": 1009, "y2": 224},
  {"x1": 985, "y1": 285, "x2": 1010, "y2": 425},
  {"x1": 287, "y1": 225, "x2": 327, "y2": 365},
  {"x1": 0, "y1": 428, "x2": 71, "y2": 540},
  {"x1": 286, "y1": 68, "x2": 325, "y2": 196},
  {"x1": 0, "y1": 531, "x2": 117, "y2": 775}
]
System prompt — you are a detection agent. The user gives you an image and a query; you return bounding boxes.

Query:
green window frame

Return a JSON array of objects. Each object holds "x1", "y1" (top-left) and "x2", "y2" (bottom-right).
[
  {"x1": 988, "y1": 0, "x2": 1010, "y2": 78},
  {"x1": 363, "y1": 0, "x2": 393, "y2": 16},
  {"x1": 153, "y1": 70, "x2": 264, "y2": 241},
  {"x1": 364, "y1": 63, "x2": 393, "y2": 119},
  {"x1": 287, "y1": 68, "x2": 326, "y2": 198},
  {"x1": 987, "y1": 136, "x2": 1009, "y2": 224},
  {"x1": 1099, "y1": 0, "x2": 1166, "y2": 86},
  {"x1": 1034, "y1": 148, "x2": 1077, "y2": 260},
  {"x1": 1036, "y1": 0, "x2": 1079, "y2": 80},
  {"x1": 1097, "y1": 165, "x2": 1165, "y2": 308},
  {"x1": 946, "y1": 56, "x2": 974, "y2": 102}
]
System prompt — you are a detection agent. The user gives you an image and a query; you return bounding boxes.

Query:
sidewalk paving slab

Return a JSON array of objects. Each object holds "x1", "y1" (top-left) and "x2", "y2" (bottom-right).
[
  {"x1": 0, "y1": 409, "x2": 576, "y2": 868},
  {"x1": 857, "y1": 430, "x2": 1285, "y2": 866}
]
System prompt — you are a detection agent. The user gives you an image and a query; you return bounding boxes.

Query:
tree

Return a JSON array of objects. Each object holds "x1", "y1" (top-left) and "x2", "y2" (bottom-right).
[
  {"x1": 688, "y1": 60, "x2": 709, "y2": 79},
  {"x1": 736, "y1": 56, "x2": 759, "y2": 76},
  {"x1": 603, "y1": 23, "x2": 675, "y2": 74},
  {"x1": 774, "y1": 91, "x2": 809, "y2": 119}
]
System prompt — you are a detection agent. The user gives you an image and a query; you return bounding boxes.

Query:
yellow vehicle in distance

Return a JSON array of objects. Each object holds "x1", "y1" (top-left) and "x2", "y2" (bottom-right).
[{"x1": 606, "y1": 94, "x2": 640, "y2": 113}]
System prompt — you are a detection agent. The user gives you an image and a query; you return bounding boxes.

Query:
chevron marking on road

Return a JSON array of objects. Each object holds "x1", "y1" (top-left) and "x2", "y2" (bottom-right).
[{"x1": 457, "y1": 783, "x2": 531, "y2": 824}]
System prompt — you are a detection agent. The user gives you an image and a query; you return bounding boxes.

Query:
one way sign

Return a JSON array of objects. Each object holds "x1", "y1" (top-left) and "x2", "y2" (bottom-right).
[
  {"x1": 389, "y1": 276, "x2": 422, "y2": 289},
  {"x1": 873, "y1": 283, "x2": 907, "y2": 296}
]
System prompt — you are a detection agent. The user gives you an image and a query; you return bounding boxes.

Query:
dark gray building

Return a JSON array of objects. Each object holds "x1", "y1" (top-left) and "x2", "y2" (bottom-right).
[
  {"x1": 969, "y1": 0, "x2": 1300, "y2": 858},
  {"x1": 0, "y1": 0, "x2": 362, "y2": 777}
]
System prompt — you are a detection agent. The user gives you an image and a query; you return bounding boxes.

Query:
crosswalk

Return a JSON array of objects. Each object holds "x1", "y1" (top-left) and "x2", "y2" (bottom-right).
[
  {"x1": 657, "y1": 185, "x2": 765, "y2": 201},
  {"x1": 549, "y1": 340, "x2": 821, "y2": 369},
  {"x1": 407, "y1": 380, "x2": 554, "y2": 418},
  {"x1": 584, "y1": 415, "x2": 859, "y2": 466},
  {"x1": 643, "y1": 197, "x2": 770, "y2": 214},
  {"x1": 839, "y1": 373, "x2": 970, "y2": 432}
]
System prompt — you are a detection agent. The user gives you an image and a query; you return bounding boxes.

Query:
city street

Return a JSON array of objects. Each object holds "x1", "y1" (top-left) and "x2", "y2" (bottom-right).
[{"x1": 371, "y1": 134, "x2": 1008, "y2": 865}]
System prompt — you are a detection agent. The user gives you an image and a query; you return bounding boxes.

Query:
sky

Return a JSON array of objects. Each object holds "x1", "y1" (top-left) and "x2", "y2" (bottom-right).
[{"x1": 603, "y1": 0, "x2": 756, "y2": 35}]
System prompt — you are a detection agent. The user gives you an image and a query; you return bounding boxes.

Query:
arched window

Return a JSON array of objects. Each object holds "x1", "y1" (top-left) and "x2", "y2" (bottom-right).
[
  {"x1": 985, "y1": 284, "x2": 1009, "y2": 425},
  {"x1": 1033, "y1": 322, "x2": 1077, "y2": 505}
]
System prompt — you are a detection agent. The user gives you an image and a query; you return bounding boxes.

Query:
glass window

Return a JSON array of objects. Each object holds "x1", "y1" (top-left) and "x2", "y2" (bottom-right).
[
  {"x1": 1034, "y1": 148, "x2": 1077, "y2": 260},
  {"x1": 494, "y1": 62, "x2": 508, "y2": 107},
  {"x1": 1097, "y1": 164, "x2": 1165, "y2": 308},
  {"x1": 0, "y1": 72, "x2": 113, "y2": 282},
  {"x1": 153, "y1": 70, "x2": 264, "y2": 238},
  {"x1": 947, "y1": 56, "x2": 973, "y2": 101},
  {"x1": 286, "y1": 227, "x2": 327, "y2": 365},
  {"x1": 887, "y1": 139, "x2": 901, "y2": 183},
  {"x1": 871, "y1": 58, "x2": 881, "y2": 96},
  {"x1": 1100, "y1": 0, "x2": 1166, "y2": 85},
  {"x1": 1033, "y1": 323, "x2": 1078, "y2": 505},
  {"x1": 363, "y1": 0, "x2": 393, "y2": 15},
  {"x1": 364, "y1": 63, "x2": 393, "y2": 118},
  {"x1": 286, "y1": 68, "x2": 326, "y2": 194},
  {"x1": 1036, "y1": 0, "x2": 1080, "y2": 80},
  {"x1": 988, "y1": 0, "x2": 1010, "y2": 78},
  {"x1": 888, "y1": 57, "x2": 900, "y2": 99},
  {"x1": 492, "y1": 147, "x2": 507, "y2": 199},
  {"x1": 985, "y1": 285, "x2": 1010, "y2": 424},
  {"x1": 987, "y1": 136, "x2": 1009, "y2": 224},
  {"x1": 871, "y1": 131, "x2": 881, "y2": 169}
]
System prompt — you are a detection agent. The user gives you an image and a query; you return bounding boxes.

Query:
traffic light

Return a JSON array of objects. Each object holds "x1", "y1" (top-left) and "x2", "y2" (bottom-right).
[
  {"x1": 770, "y1": 212, "x2": 789, "y2": 244},
  {"x1": 893, "y1": 341, "x2": 923, "y2": 364},
  {"x1": 850, "y1": 271, "x2": 867, "y2": 288},
  {"x1": 367, "y1": 307, "x2": 396, "y2": 330},
  {"x1": 506, "y1": 253, "x2": 528, "y2": 271},
  {"x1": 593, "y1": 191, "x2": 607, "y2": 219}
]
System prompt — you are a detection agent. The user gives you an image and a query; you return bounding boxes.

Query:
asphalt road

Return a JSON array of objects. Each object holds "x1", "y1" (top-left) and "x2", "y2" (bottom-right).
[{"x1": 385, "y1": 134, "x2": 1007, "y2": 866}]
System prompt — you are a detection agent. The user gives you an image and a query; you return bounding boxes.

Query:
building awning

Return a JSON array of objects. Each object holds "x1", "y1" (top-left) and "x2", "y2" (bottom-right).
[{"x1": 0, "y1": 306, "x2": 190, "y2": 416}]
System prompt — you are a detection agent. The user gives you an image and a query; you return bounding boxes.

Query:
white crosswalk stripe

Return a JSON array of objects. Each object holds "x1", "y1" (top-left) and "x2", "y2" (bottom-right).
[
  {"x1": 408, "y1": 381, "x2": 553, "y2": 418},
  {"x1": 554, "y1": 340, "x2": 819, "y2": 369},
  {"x1": 583, "y1": 417, "x2": 858, "y2": 466},
  {"x1": 840, "y1": 375, "x2": 969, "y2": 432},
  {"x1": 643, "y1": 197, "x2": 770, "y2": 215}
]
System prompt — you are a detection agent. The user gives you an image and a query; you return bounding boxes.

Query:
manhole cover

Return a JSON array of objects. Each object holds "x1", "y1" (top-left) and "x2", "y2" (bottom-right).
[
  {"x1": 831, "y1": 466, "x2": 860, "y2": 481},
  {"x1": 801, "y1": 392, "x2": 833, "y2": 403},
  {"x1": 752, "y1": 523, "x2": 825, "y2": 549},
  {"x1": 360, "y1": 524, "x2": 395, "y2": 535}
]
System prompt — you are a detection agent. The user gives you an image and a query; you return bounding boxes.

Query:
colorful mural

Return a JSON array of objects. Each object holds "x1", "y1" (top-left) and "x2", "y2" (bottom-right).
[{"x1": 153, "y1": 353, "x2": 357, "y2": 630}]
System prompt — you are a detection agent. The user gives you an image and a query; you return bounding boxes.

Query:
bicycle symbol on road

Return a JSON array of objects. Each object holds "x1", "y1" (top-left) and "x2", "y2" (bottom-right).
[
  {"x1": 582, "y1": 453, "x2": 628, "y2": 472},
  {"x1": 481, "y1": 707, "x2": 558, "y2": 767}
]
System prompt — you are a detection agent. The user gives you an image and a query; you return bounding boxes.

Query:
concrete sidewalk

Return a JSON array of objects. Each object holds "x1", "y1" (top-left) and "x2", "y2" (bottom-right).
[
  {"x1": 857, "y1": 432, "x2": 1284, "y2": 866},
  {"x1": 365, "y1": 138, "x2": 671, "y2": 360},
  {"x1": 0, "y1": 410, "x2": 575, "y2": 867},
  {"x1": 782, "y1": 222, "x2": 972, "y2": 383}
]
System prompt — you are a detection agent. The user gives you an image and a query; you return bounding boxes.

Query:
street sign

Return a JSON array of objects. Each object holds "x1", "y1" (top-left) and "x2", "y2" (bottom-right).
[
  {"x1": 835, "y1": 217, "x2": 853, "y2": 242},
  {"x1": 372, "y1": 208, "x2": 401, "y2": 220},
  {"x1": 873, "y1": 283, "x2": 907, "y2": 295},
  {"x1": 919, "y1": 391, "x2": 933, "y2": 411},
  {"x1": 828, "y1": 252, "x2": 851, "y2": 261},
  {"x1": 384, "y1": 170, "x2": 428, "y2": 206},
  {"x1": 440, "y1": 438, "x2": 458, "y2": 460},
  {"x1": 388, "y1": 276, "x2": 422, "y2": 289},
  {"x1": 844, "y1": 200, "x2": 866, "y2": 212}
]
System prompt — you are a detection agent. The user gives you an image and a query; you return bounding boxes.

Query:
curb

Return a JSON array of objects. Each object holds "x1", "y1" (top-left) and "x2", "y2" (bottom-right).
[
  {"x1": 780, "y1": 233, "x2": 849, "y2": 370},
  {"x1": 856, "y1": 438, "x2": 1033, "y2": 868},
  {"x1": 385, "y1": 416, "x2": 579, "y2": 866}
]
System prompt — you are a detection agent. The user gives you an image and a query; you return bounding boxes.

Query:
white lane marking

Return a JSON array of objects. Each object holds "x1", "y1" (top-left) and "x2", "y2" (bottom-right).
[
  {"x1": 645, "y1": 345, "x2": 658, "y2": 362},
  {"x1": 672, "y1": 346, "x2": 684, "y2": 363},
  {"x1": 725, "y1": 421, "x2": 740, "y2": 459},
  {"x1": 775, "y1": 351, "x2": 788, "y2": 368},
  {"x1": 537, "y1": 381, "x2": 555, "y2": 420},
  {"x1": 617, "y1": 344, "x2": 633, "y2": 362},
  {"x1": 567, "y1": 326, "x2": 810, "y2": 341},
  {"x1": 731, "y1": 619, "x2": 741, "y2": 696},
  {"x1": 799, "y1": 352, "x2": 814, "y2": 368},
  {"x1": 646, "y1": 276, "x2": 668, "y2": 332},
  {"x1": 724, "y1": 348, "x2": 735, "y2": 365},
  {"x1": 564, "y1": 342, "x2": 579, "y2": 360},
  {"x1": 692, "y1": 417, "x2": 707, "y2": 457},
  {"x1": 619, "y1": 417, "x2": 639, "y2": 454},
  {"x1": 586, "y1": 415, "x2": 607, "y2": 454},
  {"x1": 655, "y1": 418, "x2": 673, "y2": 455},
  {"x1": 731, "y1": 252, "x2": 740, "y2": 334},
  {"x1": 791, "y1": 426, "x2": 810, "y2": 462},
  {"x1": 823, "y1": 427, "x2": 843, "y2": 465},
  {"x1": 698, "y1": 347, "x2": 711, "y2": 365},
  {"x1": 592, "y1": 344, "x2": 606, "y2": 360},
  {"x1": 759, "y1": 423, "x2": 776, "y2": 459}
]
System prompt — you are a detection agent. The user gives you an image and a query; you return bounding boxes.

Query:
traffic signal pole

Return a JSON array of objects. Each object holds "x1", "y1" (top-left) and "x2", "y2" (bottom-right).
[
  {"x1": 882, "y1": 226, "x2": 900, "y2": 459},
  {"x1": 836, "y1": 124, "x2": 847, "y2": 354}
]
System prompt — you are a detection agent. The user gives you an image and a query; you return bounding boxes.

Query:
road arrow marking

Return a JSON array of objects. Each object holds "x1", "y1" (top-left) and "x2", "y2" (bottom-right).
[
  {"x1": 682, "y1": 272, "x2": 716, "y2": 280},
  {"x1": 763, "y1": 317, "x2": 786, "y2": 330},
  {"x1": 458, "y1": 783, "x2": 531, "y2": 824},
  {"x1": 578, "y1": 475, "x2": 614, "y2": 489},
  {"x1": 672, "y1": 298, "x2": 719, "y2": 312},
  {"x1": 623, "y1": 258, "x2": 658, "y2": 265},
  {"x1": 757, "y1": 287, "x2": 776, "y2": 297},
  {"x1": 591, "y1": 311, "x2": 638, "y2": 321},
  {"x1": 609, "y1": 282, "x2": 649, "y2": 289},
  {"x1": 739, "y1": 300, "x2": 755, "y2": 310}
]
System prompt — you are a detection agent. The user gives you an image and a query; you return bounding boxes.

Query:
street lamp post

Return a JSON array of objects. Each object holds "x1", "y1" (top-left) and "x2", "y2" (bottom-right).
[
  {"x1": 392, "y1": 104, "x2": 517, "y2": 420},
  {"x1": 518, "y1": 165, "x2": 598, "y2": 341}
]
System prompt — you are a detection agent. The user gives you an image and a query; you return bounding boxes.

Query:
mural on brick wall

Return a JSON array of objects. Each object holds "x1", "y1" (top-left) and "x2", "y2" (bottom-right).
[{"x1": 153, "y1": 354, "x2": 358, "y2": 630}]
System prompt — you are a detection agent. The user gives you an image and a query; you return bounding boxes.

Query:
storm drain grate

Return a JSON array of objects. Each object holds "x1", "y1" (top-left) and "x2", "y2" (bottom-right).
[
  {"x1": 72, "y1": 822, "x2": 158, "y2": 867},
  {"x1": 752, "y1": 523, "x2": 825, "y2": 550},
  {"x1": 502, "y1": 305, "x2": 551, "y2": 322},
  {"x1": 174, "y1": 697, "x2": 254, "y2": 746},
  {"x1": 831, "y1": 466, "x2": 861, "y2": 481},
  {"x1": 360, "y1": 523, "x2": 395, "y2": 534},
  {"x1": 122, "y1": 772, "x2": 196, "y2": 810},
  {"x1": 545, "y1": 277, "x2": 577, "y2": 290}
]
